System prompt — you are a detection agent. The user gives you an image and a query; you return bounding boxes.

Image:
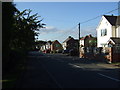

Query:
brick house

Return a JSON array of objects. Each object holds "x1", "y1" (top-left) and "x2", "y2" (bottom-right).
[
  {"x1": 62, "y1": 36, "x2": 79, "y2": 50},
  {"x1": 80, "y1": 34, "x2": 97, "y2": 47},
  {"x1": 51, "y1": 40, "x2": 63, "y2": 52}
]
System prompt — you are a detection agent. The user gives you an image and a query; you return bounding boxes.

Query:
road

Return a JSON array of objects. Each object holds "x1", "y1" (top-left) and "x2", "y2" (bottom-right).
[{"x1": 16, "y1": 51, "x2": 120, "y2": 88}]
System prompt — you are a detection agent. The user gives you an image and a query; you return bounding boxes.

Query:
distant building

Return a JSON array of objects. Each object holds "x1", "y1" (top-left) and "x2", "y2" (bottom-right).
[
  {"x1": 96, "y1": 15, "x2": 120, "y2": 47},
  {"x1": 62, "y1": 36, "x2": 79, "y2": 50},
  {"x1": 80, "y1": 34, "x2": 97, "y2": 47},
  {"x1": 51, "y1": 40, "x2": 63, "y2": 52},
  {"x1": 41, "y1": 40, "x2": 63, "y2": 53},
  {"x1": 45, "y1": 41, "x2": 52, "y2": 50}
]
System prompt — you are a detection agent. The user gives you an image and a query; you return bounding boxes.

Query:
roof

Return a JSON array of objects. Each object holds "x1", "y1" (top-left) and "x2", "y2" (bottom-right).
[
  {"x1": 116, "y1": 16, "x2": 120, "y2": 26},
  {"x1": 109, "y1": 37, "x2": 120, "y2": 44},
  {"x1": 104, "y1": 15, "x2": 117, "y2": 26},
  {"x1": 52, "y1": 40, "x2": 61, "y2": 45},
  {"x1": 63, "y1": 36, "x2": 74, "y2": 43},
  {"x1": 46, "y1": 41, "x2": 52, "y2": 45},
  {"x1": 80, "y1": 34, "x2": 92, "y2": 40}
]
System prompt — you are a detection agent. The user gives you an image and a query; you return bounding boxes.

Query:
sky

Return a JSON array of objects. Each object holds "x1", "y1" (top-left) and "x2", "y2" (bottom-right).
[{"x1": 14, "y1": 1, "x2": 119, "y2": 43}]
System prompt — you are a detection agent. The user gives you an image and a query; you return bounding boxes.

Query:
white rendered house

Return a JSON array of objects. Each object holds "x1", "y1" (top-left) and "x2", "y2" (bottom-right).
[{"x1": 96, "y1": 15, "x2": 120, "y2": 47}]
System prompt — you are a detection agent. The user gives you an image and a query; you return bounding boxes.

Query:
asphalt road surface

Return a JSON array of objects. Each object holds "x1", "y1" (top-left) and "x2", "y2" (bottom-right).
[{"x1": 16, "y1": 51, "x2": 120, "y2": 88}]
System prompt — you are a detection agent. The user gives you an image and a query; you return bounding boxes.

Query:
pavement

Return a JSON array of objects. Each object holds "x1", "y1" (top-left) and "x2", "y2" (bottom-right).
[
  {"x1": 96, "y1": 63, "x2": 120, "y2": 69},
  {"x1": 64, "y1": 54, "x2": 120, "y2": 69}
]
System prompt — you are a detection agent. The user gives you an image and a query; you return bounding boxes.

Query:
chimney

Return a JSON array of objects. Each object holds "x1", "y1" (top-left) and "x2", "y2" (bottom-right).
[
  {"x1": 88, "y1": 34, "x2": 92, "y2": 38},
  {"x1": 69, "y1": 36, "x2": 72, "y2": 38}
]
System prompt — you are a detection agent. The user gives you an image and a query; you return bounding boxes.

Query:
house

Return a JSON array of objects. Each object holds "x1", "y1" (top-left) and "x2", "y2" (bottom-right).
[
  {"x1": 45, "y1": 41, "x2": 52, "y2": 50},
  {"x1": 96, "y1": 15, "x2": 120, "y2": 47},
  {"x1": 62, "y1": 36, "x2": 79, "y2": 50},
  {"x1": 51, "y1": 40, "x2": 63, "y2": 52},
  {"x1": 40, "y1": 41, "x2": 51, "y2": 52},
  {"x1": 35, "y1": 40, "x2": 47, "y2": 50},
  {"x1": 116, "y1": 16, "x2": 120, "y2": 36},
  {"x1": 41, "y1": 45, "x2": 46, "y2": 52},
  {"x1": 41, "y1": 40, "x2": 63, "y2": 53},
  {"x1": 80, "y1": 34, "x2": 97, "y2": 47}
]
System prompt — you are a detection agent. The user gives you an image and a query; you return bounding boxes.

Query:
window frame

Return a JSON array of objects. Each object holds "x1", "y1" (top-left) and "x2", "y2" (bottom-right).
[{"x1": 101, "y1": 29, "x2": 107, "y2": 36}]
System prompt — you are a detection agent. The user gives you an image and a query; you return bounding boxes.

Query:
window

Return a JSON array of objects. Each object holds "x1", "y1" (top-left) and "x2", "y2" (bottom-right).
[
  {"x1": 56, "y1": 44, "x2": 60, "y2": 47},
  {"x1": 101, "y1": 29, "x2": 107, "y2": 36}
]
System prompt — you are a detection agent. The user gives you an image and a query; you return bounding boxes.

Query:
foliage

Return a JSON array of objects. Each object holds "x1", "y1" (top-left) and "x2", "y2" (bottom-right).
[
  {"x1": 2, "y1": 2, "x2": 45, "y2": 78},
  {"x1": 2, "y1": 2, "x2": 17, "y2": 73},
  {"x1": 10, "y1": 9, "x2": 45, "y2": 51}
]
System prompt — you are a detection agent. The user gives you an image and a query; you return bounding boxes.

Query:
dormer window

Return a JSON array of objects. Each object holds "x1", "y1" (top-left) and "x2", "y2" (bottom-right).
[{"x1": 101, "y1": 29, "x2": 107, "y2": 36}]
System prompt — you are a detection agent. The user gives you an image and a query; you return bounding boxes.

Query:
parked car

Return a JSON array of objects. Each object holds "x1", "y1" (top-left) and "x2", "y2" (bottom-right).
[
  {"x1": 69, "y1": 49, "x2": 79, "y2": 56},
  {"x1": 43, "y1": 49, "x2": 50, "y2": 53},
  {"x1": 56, "y1": 49, "x2": 63, "y2": 53},
  {"x1": 62, "y1": 50, "x2": 69, "y2": 54}
]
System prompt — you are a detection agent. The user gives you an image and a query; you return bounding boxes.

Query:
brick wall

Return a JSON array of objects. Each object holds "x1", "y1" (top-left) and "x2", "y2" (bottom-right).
[{"x1": 80, "y1": 47, "x2": 120, "y2": 63}]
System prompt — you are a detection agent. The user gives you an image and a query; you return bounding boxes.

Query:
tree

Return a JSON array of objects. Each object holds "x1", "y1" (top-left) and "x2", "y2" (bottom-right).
[
  {"x1": 2, "y1": 2, "x2": 45, "y2": 74},
  {"x1": 10, "y1": 9, "x2": 45, "y2": 51},
  {"x1": 2, "y1": 2, "x2": 18, "y2": 74}
]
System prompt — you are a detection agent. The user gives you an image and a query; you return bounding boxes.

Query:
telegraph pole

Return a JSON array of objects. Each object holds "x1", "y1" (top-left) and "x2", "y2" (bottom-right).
[{"x1": 78, "y1": 23, "x2": 80, "y2": 57}]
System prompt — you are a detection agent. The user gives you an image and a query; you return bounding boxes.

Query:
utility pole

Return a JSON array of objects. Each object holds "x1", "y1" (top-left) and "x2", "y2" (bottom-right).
[{"x1": 78, "y1": 23, "x2": 80, "y2": 57}]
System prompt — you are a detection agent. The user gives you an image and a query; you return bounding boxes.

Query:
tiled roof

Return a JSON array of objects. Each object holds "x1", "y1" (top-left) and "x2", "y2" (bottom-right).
[
  {"x1": 52, "y1": 40, "x2": 58, "y2": 44},
  {"x1": 80, "y1": 34, "x2": 92, "y2": 40},
  {"x1": 104, "y1": 15, "x2": 117, "y2": 26},
  {"x1": 80, "y1": 37, "x2": 86, "y2": 40},
  {"x1": 63, "y1": 36, "x2": 74, "y2": 43}
]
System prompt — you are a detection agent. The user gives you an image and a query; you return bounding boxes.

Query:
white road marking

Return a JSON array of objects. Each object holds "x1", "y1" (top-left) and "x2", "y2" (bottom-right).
[
  {"x1": 69, "y1": 63, "x2": 120, "y2": 82},
  {"x1": 68, "y1": 63, "x2": 81, "y2": 68},
  {"x1": 98, "y1": 73, "x2": 120, "y2": 82}
]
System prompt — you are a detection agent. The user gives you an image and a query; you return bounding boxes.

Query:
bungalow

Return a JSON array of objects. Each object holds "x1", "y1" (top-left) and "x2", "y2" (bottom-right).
[{"x1": 96, "y1": 15, "x2": 120, "y2": 47}]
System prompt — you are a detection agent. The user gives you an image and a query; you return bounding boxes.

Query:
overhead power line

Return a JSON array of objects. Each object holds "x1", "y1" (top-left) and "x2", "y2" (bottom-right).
[
  {"x1": 80, "y1": 8, "x2": 119, "y2": 24},
  {"x1": 44, "y1": 7, "x2": 119, "y2": 42}
]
